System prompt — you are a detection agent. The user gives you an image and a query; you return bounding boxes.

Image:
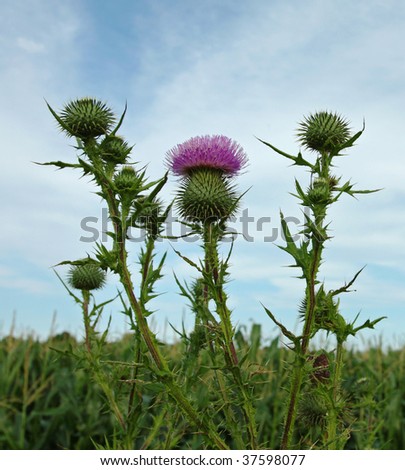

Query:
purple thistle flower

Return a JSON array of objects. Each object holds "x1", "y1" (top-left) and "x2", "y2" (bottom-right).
[{"x1": 166, "y1": 135, "x2": 248, "y2": 177}]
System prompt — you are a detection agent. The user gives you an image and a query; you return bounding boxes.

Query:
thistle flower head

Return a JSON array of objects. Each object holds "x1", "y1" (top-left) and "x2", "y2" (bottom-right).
[
  {"x1": 58, "y1": 97, "x2": 116, "y2": 140},
  {"x1": 177, "y1": 168, "x2": 239, "y2": 223},
  {"x1": 297, "y1": 111, "x2": 352, "y2": 153},
  {"x1": 67, "y1": 263, "x2": 106, "y2": 291},
  {"x1": 166, "y1": 135, "x2": 248, "y2": 177}
]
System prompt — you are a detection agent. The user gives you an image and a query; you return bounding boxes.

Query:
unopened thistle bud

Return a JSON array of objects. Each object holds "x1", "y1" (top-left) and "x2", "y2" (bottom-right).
[
  {"x1": 67, "y1": 264, "x2": 106, "y2": 291},
  {"x1": 114, "y1": 166, "x2": 143, "y2": 210},
  {"x1": 58, "y1": 98, "x2": 116, "y2": 140},
  {"x1": 298, "y1": 388, "x2": 328, "y2": 428},
  {"x1": 297, "y1": 111, "x2": 352, "y2": 153},
  {"x1": 136, "y1": 198, "x2": 164, "y2": 239},
  {"x1": 307, "y1": 182, "x2": 332, "y2": 206},
  {"x1": 178, "y1": 169, "x2": 239, "y2": 222},
  {"x1": 114, "y1": 166, "x2": 142, "y2": 192},
  {"x1": 100, "y1": 135, "x2": 132, "y2": 164}
]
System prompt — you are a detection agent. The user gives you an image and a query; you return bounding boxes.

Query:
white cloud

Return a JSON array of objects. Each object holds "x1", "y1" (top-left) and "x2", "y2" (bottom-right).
[
  {"x1": 1, "y1": 0, "x2": 404, "y2": 342},
  {"x1": 0, "y1": 266, "x2": 52, "y2": 294},
  {"x1": 16, "y1": 37, "x2": 45, "y2": 53}
]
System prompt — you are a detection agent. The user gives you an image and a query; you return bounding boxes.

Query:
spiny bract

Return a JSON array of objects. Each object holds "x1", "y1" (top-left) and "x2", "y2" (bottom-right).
[
  {"x1": 67, "y1": 264, "x2": 106, "y2": 291},
  {"x1": 297, "y1": 111, "x2": 352, "y2": 153},
  {"x1": 100, "y1": 135, "x2": 132, "y2": 164},
  {"x1": 58, "y1": 98, "x2": 116, "y2": 139},
  {"x1": 135, "y1": 198, "x2": 164, "y2": 239},
  {"x1": 177, "y1": 168, "x2": 239, "y2": 223},
  {"x1": 114, "y1": 166, "x2": 142, "y2": 192}
]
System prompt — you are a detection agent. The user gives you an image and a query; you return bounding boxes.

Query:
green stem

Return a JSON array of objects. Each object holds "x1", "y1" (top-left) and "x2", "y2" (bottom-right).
[
  {"x1": 327, "y1": 340, "x2": 344, "y2": 449},
  {"x1": 79, "y1": 286, "x2": 127, "y2": 432},
  {"x1": 199, "y1": 248, "x2": 245, "y2": 449},
  {"x1": 281, "y1": 180, "x2": 327, "y2": 449},
  {"x1": 141, "y1": 237, "x2": 154, "y2": 297},
  {"x1": 333, "y1": 341, "x2": 344, "y2": 402},
  {"x1": 191, "y1": 308, "x2": 244, "y2": 449},
  {"x1": 301, "y1": 241, "x2": 322, "y2": 355},
  {"x1": 281, "y1": 240, "x2": 323, "y2": 450},
  {"x1": 95, "y1": 368, "x2": 127, "y2": 432},
  {"x1": 203, "y1": 222, "x2": 258, "y2": 449},
  {"x1": 280, "y1": 354, "x2": 305, "y2": 450},
  {"x1": 102, "y1": 189, "x2": 228, "y2": 449},
  {"x1": 127, "y1": 329, "x2": 142, "y2": 421},
  {"x1": 121, "y1": 251, "x2": 228, "y2": 448},
  {"x1": 82, "y1": 290, "x2": 92, "y2": 354}
]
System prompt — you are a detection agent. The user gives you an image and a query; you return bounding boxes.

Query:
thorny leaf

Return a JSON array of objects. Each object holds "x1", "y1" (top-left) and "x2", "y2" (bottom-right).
[{"x1": 257, "y1": 137, "x2": 314, "y2": 169}]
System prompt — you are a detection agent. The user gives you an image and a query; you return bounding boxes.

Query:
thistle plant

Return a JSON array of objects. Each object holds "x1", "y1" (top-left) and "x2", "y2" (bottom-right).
[
  {"x1": 39, "y1": 98, "x2": 386, "y2": 450},
  {"x1": 259, "y1": 111, "x2": 384, "y2": 449},
  {"x1": 167, "y1": 135, "x2": 258, "y2": 448},
  {"x1": 66, "y1": 262, "x2": 106, "y2": 353},
  {"x1": 41, "y1": 98, "x2": 228, "y2": 449},
  {"x1": 54, "y1": 263, "x2": 130, "y2": 432}
]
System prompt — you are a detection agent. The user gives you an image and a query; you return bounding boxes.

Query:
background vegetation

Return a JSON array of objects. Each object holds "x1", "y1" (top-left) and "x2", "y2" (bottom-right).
[{"x1": 0, "y1": 327, "x2": 403, "y2": 450}]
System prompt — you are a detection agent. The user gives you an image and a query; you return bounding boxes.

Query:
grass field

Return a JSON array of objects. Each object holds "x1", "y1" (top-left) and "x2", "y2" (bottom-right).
[{"x1": 0, "y1": 326, "x2": 403, "y2": 450}]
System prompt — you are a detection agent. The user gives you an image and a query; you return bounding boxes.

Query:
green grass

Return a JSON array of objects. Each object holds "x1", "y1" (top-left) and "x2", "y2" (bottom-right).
[{"x1": 0, "y1": 328, "x2": 404, "y2": 450}]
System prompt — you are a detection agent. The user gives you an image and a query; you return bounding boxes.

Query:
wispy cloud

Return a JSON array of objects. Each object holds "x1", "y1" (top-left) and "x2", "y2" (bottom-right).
[
  {"x1": 1, "y1": 0, "x2": 404, "y2": 342},
  {"x1": 16, "y1": 37, "x2": 45, "y2": 54},
  {"x1": 0, "y1": 269, "x2": 51, "y2": 294}
]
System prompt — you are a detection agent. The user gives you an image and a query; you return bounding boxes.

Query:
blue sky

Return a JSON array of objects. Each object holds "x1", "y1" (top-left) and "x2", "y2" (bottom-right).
[{"x1": 1, "y1": 0, "x2": 405, "y2": 348}]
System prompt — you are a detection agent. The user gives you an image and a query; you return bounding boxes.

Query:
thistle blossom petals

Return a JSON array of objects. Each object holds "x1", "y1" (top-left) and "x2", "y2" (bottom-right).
[{"x1": 166, "y1": 135, "x2": 248, "y2": 177}]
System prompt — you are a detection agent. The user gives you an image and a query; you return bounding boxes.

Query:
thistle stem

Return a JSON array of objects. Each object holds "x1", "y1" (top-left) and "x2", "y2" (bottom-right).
[
  {"x1": 203, "y1": 222, "x2": 258, "y2": 449},
  {"x1": 280, "y1": 355, "x2": 305, "y2": 450},
  {"x1": 80, "y1": 291, "x2": 127, "y2": 432},
  {"x1": 281, "y1": 239, "x2": 323, "y2": 449},
  {"x1": 81, "y1": 290, "x2": 92, "y2": 354},
  {"x1": 102, "y1": 187, "x2": 228, "y2": 449},
  {"x1": 327, "y1": 340, "x2": 344, "y2": 449},
  {"x1": 301, "y1": 241, "x2": 322, "y2": 355},
  {"x1": 281, "y1": 185, "x2": 326, "y2": 449},
  {"x1": 119, "y1": 262, "x2": 227, "y2": 448}
]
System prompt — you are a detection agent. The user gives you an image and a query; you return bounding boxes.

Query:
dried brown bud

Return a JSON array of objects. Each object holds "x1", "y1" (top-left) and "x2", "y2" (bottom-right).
[{"x1": 309, "y1": 353, "x2": 330, "y2": 383}]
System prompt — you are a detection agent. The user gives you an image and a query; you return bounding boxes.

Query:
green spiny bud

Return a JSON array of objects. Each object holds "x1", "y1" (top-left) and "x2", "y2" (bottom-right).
[
  {"x1": 314, "y1": 175, "x2": 340, "y2": 190},
  {"x1": 67, "y1": 264, "x2": 106, "y2": 291},
  {"x1": 307, "y1": 182, "x2": 331, "y2": 205},
  {"x1": 100, "y1": 135, "x2": 132, "y2": 164},
  {"x1": 189, "y1": 324, "x2": 207, "y2": 354},
  {"x1": 298, "y1": 388, "x2": 328, "y2": 429},
  {"x1": 114, "y1": 166, "x2": 142, "y2": 192},
  {"x1": 297, "y1": 111, "x2": 352, "y2": 153},
  {"x1": 314, "y1": 287, "x2": 338, "y2": 328},
  {"x1": 177, "y1": 168, "x2": 239, "y2": 223},
  {"x1": 58, "y1": 98, "x2": 115, "y2": 140},
  {"x1": 192, "y1": 277, "x2": 206, "y2": 301},
  {"x1": 136, "y1": 198, "x2": 164, "y2": 239},
  {"x1": 313, "y1": 177, "x2": 330, "y2": 189}
]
